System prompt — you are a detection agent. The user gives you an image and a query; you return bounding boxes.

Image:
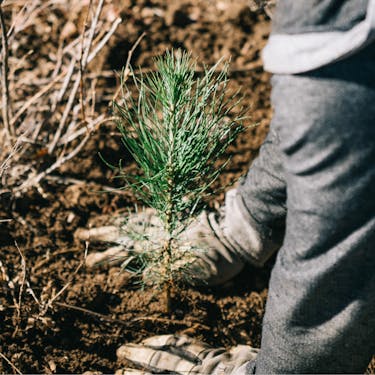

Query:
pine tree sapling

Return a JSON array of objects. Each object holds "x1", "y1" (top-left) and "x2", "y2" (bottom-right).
[{"x1": 113, "y1": 50, "x2": 245, "y2": 312}]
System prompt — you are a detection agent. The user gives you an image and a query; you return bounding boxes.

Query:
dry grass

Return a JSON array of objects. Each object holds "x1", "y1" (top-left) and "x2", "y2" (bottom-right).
[{"x1": 0, "y1": 0, "x2": 122, "y2": 196}]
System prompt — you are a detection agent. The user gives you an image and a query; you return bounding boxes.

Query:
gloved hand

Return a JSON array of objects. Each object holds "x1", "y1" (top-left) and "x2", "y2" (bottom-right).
[
  {"x1": 115, "y1": 334, "x2": 258, "y2": 375},
  {"x1": 75, "y1": 189, "x2": 277, "y2": 286},
  {"x1": 75, "y1": 208, "x2": 166, "y2": 267}
]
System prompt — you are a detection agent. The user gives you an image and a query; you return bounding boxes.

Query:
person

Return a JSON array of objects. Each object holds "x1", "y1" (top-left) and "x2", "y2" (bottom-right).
[{"x1": 76, "y1": 1, "x2": 375, "y2": 373}]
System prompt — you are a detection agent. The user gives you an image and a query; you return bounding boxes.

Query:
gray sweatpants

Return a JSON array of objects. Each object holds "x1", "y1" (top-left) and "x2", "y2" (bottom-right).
[{"x1": 237, "y1": 43, "x2": 375, "y2": 373}]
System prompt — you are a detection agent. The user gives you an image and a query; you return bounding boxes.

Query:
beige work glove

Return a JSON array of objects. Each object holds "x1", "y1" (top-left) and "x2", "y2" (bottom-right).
[
  {"x1": 116, "y1": 334, "x2": 258, "y2": 375},
  {"x1": 75, "y1": 189, "x2": 278, "y2": 286}
]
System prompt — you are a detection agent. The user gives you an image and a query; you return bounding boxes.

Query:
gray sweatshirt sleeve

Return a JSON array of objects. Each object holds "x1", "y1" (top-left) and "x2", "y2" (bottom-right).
[{"x1": 247, "y1": 44, "x2": 375, "y2": 373}]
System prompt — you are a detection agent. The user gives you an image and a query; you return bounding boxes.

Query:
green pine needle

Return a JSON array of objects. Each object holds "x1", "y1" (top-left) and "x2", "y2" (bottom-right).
[{"x1": 112, "y1": 50, "x2": 246, "y2": 290}]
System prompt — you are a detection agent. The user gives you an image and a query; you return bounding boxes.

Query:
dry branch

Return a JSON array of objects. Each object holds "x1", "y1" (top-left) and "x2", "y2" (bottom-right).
[
  {"x1": 0, "y1": 0, "x2": 13, "y2": 139},
  {"x1": 10, "y1": 72, "x2": 65, "y2": 126},
  {"x1": 15, "y1": 242, "x2": 26, "y2": 328},
  {"x1": 54, "y1": 301, "x2": 211, "y2": 331},
  {"x1": 49, "y1": 0, "x2": 106, "y2": 153},
  {"x1": 0, "y1": 351, "x2": 23, "y2": 375},
  {"x1": 111, "y1": 32, "x2": 146, "y2": 105}
]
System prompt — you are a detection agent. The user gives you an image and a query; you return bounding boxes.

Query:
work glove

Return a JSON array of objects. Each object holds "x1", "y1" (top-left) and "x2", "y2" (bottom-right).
[
  {"x1": 116, "y1": 334, "x2": 258, "y2": 375},
  {"x1": 75, "y1": 189, "x2": 278, "y2": 286}
]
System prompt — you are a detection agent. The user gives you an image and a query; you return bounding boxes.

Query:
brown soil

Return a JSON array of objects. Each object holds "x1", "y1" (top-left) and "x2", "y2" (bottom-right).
[{"x1": 1, "y1": 1, "x2": 374, "y2": 373}]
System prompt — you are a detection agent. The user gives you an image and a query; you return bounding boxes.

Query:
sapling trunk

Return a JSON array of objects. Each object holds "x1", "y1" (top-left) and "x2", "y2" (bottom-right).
[
  {"x1": 112, "y1": 50, "x2": 246, "y2": 313},
  {"x1": 163, "y1": 188, "x2": 174, "y2": 312}
]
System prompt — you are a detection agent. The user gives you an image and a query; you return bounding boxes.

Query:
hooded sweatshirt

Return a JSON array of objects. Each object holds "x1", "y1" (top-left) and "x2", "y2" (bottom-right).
[{"x1": 262, "y1": 0, "x2": 375, "y2": 73}]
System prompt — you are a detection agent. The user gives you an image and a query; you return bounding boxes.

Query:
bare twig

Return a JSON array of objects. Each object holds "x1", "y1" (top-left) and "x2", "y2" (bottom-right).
[
  {"x1": 111, "y1": 32, "x2": 146, "y2": 105},
  {"x1": 25, "y1": 280, "x2": 41, "y2": 307},
  {"x1": 10, "y1": 71, "x2": 65, "y2": 127},
  {"x1": 89, "y1": 76, "x2": 97, "y2": 117},
  {"x1": 0, "y1": 0, "x2": 13, "y2": 139},
  {"x1": 48, "y1": 67, "x2": 82, "y2": 154},
  {"x1": 32, "y1": 248, "x2": 83, "y2": 274},
  {"x1": 15, "y1": 115, "x2": 113, "y2": 193},
  {"x1": 38, "y1": 242, "x2": 88, "y2": 317},
  {"x1": 87, "y1": 17, "x2": 122, "y2": 64},
  {"x1": 44, "y1": 174, "x2": 128, "y2": 194},
  {"x1": 55, "y1": 301, "x2": 131, "y2": 326},
  {"x1": 6, "y1": 0, "x2": 51, "y2": 40},
  {"x1": 0, "y1": 135, "x2": 20, "y2": 178},
  {"x1": 0, "y1": 242, "x2": 26, "y2": 337},
  {"x1": 79, "y1": 0, "x2": 93, "y2": 124},
  {"x1": 51, "y1": 38, "x2": 64, "y2": 78},
  {"x1": 6, "y1": 1, "x2": 28, "y2": 39},
  {"x1": 80, "y1": 0, "x2": 105, "y2": 69},
  {"x1": 49, "y1": 0, "x2": 105, "y2": 153},
  {"x1": 8, "y1": 243, "x2": 26, "y2": 337},
  {"x1": 8, "y1": 49, "x2": 33, "y2": 82},
  {"x1": 55, "y1": 56, "x2": 76, "y2": 105},
  {"x1": 15, "y1": 242, "x2": 26, "y2": 331},
  {"x1": 0, "y1": 351, "x2": 23, "y2": 375},
  {"x1": 54, "y1": 301, "x2": 211, "y2": 330},
  {"x1": 131, "y1": 315, "x2": 210, "y2": 329},
  {"x1": 58, "y1": 114, "x2": 112, "y2": 146},
  {"x1": 0, "y1": 259, "x2": 18, "y2": 317},
  {"x1": 0, "y1": 128, "x2": 31, "y2": 191}
]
